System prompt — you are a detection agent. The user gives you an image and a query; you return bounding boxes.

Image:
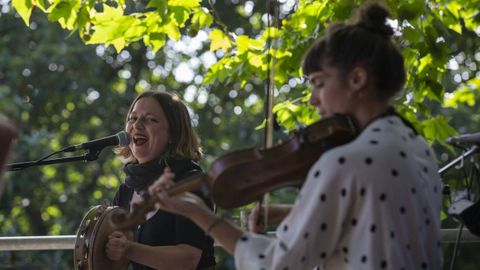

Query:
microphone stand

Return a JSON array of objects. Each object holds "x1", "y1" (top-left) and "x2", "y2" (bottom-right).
[
  {"x1": 438, "y1": 144, "x2": 479, "y2": 270},
  {"x1": 439, "y1": 145, "x2": 479, "y2": 176},
  {"x1": 7, "y1": 149, "x2": 102, "y2": 171}
]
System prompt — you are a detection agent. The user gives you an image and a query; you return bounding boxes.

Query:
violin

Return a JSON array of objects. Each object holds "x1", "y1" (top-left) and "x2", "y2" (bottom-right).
[{"x1": 110, "y1": 114, "x2": 358, "y2": 230}]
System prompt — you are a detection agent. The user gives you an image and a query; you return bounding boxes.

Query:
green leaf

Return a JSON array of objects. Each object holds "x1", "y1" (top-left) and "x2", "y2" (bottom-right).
[
  {"x1": 443, "y1": 87, "x2": 476, "y2": 108},
  {"x1": 247, "y1": 52, "x2": 263, "y2": 68},
  {"x1": 191, "y1": 8, "x2": 213, "y2": 28},
  {"x1": 147, "y1": 0, "x2": 167, "y2": 10},
  {"x1": 91, "y1": 4, "x2": 123, "y2": 23},
  {"x1": 446, "y1": 1, "x2": 462, "y2": 18},
  {"x1": 33, "y1": 0, "x2": 47, "y2": 12},
  {"x1": 12, "y1": 0, "x2": 33, "y2": 26},
  {"x1": 444, "y1": 78, "x2": 480, "y2": 108},
  {"x1": 168, "y1": 5, "x2": 189, "y2": 26},
  {"x1": 47, "y1": 0, "x2": 79, "y2": 29},
  {"x1": 397, "y1": 0, "x2": 425, "y2": 21},
  {"x1": 168, "y1": 0, "x2": 200, "y2": 8},
  {"x1": 144, "y1": 32, "x2": 166, "y2": 52},
  {"x1": 45, "y1": 205, "x2": 61, "y2": 218},
  {"x1": 448, "y1": 23, "x2": 462, "y2": 34},
  {"x1": 88, "y1": 16, "x2": 135, "y2": 44},
  {"x1": 421, "y1": 115, "x2": 458, "y2": 145},
  {"x1": 163, "y1": 20, "x2": 181, "y2": 41},
  {"x1": 111, "y1": 38, "x2": 126, "y2": 52},
  {"x1": 209, "y1": 29, "x2": 231, "y2": 51},
  {"x1": 124, "y1": 24, "x2": 147, "y2": 40},
  {"x1": 236, "y1": 35, "x2": 250, "y2": 54},
  {"x1": 418, "y1": 53, "x2": 432, "y2": 74}
]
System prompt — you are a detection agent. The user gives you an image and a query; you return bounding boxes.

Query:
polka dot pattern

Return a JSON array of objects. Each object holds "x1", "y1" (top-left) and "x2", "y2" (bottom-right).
[{"x1": 233, "y1": 115, "x2": 443, "y2": 270}]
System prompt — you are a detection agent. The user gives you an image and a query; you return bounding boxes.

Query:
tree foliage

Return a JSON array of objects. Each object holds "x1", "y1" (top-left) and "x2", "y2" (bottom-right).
[
  {"x1": 1, "y1": 0, "x2": 480, "y2": 269},
  {"x1": 12, "y1": 0, "x2": 480, "y2": 144}
]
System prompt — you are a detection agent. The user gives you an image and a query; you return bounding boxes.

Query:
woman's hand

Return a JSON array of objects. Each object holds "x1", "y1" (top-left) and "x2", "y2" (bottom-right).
[
  {"x1": 106, "y1": 231, "x2": 131, "y2": 261},
  {"x1": 248, "y1": 203, "x2": 293, "y2": 233},
  {"x1": 247, "y1": 203, "x2": 265, "y2": 233},
  {"x1": 148, "y1": 168, "x2": 210, "y2": 218}
]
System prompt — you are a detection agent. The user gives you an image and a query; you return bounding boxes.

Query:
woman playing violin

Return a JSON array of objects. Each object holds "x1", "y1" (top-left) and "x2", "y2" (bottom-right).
[
  {"x1": 106, "y1": 91, "x2": 215, "y2": 270},
  {"x1": 148, "y1": 3, "x2": 443, "y2": 270}
]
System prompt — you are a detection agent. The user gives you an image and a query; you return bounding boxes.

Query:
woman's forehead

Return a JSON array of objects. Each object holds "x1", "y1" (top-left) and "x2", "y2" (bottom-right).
[
  {"x1": 131, "y1": 97, "x2": 163, "y2": 114},
  {"x1": 307, "y1": 70, "x2": 325, "y2": 80}
]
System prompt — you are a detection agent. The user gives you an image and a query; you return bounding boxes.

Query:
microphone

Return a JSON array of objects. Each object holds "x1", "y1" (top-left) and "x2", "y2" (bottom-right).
[
  {"x1": 446, "y1": 132, "x2": 480, "y2": 145},
  {"x1": 63, "y1": 131, "x2": 130, "y2": 152}
]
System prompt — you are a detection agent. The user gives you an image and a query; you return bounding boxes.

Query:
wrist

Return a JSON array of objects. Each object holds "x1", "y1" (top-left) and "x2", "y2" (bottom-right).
[
  {"x1": 188, "y1": 206, "x2": 211, "y2": 223},
  {"x1": 205, "y1": 216, "x2": 224, "y2": 236},
  {"x1": 123, "y1": 238, "x2": 134, "y2": 255}
]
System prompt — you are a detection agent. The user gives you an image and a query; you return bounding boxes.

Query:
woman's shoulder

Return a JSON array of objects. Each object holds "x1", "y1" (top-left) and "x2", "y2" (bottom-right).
[
  {"x1": 318, "y1": 115, "x2": 417, "y2": 165},
  {"x1": 168, "y1": 158, "x2": 202, "y2": 180}
]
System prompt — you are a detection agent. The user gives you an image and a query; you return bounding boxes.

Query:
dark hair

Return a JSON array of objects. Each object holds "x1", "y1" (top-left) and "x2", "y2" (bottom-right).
[
  {"x1": 302, "y1": 2, "x2": 406, "y2": 100},
  {"x1": 116, "y1": 91, "x2": 203, "y2": 163}
]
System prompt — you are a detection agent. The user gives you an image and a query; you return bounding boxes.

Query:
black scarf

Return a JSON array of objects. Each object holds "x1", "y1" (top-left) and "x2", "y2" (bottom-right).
[{"x1": 123, "y1": 158, "x2": 201, "y2": 193}]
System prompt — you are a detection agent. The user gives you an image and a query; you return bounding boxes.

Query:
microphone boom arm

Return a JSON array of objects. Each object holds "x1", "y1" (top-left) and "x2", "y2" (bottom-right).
[
  {"x1": 438, "y1": 145, "x2": 479, "y2": 176},
  {"x1": 7, "y1": 149, "x2": 102, "y2": 171}
]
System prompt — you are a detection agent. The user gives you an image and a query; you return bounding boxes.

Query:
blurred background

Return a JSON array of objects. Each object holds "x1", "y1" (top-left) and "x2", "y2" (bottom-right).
[{"x1": 0, "y1": 0, "x2": 479, "y2": 269}]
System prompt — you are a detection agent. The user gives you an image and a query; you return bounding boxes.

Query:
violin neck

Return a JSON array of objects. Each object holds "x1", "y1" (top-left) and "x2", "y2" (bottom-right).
[{"x1": 166, "y1": 172, "x2": 209, "y2": 197}]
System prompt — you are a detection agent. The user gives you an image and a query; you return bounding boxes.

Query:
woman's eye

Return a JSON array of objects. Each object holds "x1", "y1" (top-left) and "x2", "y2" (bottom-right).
[
  {"x1": 310, "y1": 78, "x2": 323, "y2": 88},
  {"x1": 314, "y1": 81, "x2": 324, "y2": 88},
  {"x1": 147, "y1": 118, "x2": 158, "y2": 123},
  {"x1": 128, "y1": 117, "x2": 137, "y2": 122}
]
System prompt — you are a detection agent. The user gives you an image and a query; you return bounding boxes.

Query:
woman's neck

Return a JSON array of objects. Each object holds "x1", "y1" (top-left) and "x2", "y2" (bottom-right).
[{"x1": 353, "y1": 101, "x2": 390, "y2": 130}]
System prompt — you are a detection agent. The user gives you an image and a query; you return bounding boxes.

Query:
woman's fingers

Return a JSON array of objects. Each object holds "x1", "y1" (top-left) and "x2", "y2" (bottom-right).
[
  {"x1": 106, "y1": 232, "x2": 126, "y2": 261},
  {"x1": 248, "y1": 203, "x2": 265, "y2": 233},
  {"x1": 109, "y1": 230, "x2": 124, "y2": 238}
]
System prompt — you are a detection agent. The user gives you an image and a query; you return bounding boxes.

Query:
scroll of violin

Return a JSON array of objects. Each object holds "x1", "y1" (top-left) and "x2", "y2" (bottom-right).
[{"x1": 110, "y1": 114, "x2": 358, "y2": 230}]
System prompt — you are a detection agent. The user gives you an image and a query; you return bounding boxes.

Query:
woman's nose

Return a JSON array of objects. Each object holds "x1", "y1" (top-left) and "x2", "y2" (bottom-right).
[
  {"x1": 309, "y1": 90, "x2": 320, "y2": 107},
  {"x1": 133, "y1": 118, "x2": 145, "y2": 129}
]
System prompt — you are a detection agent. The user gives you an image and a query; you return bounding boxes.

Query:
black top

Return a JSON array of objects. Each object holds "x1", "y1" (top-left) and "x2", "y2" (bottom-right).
[{"x1": 113, "y1": 158, "x2": 215, "y2": 270}]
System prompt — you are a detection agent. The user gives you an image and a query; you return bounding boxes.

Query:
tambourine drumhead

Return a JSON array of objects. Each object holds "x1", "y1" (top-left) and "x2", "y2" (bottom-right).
[{"x1": 74, "y1": 205, "x2": 131, "y2": 270}]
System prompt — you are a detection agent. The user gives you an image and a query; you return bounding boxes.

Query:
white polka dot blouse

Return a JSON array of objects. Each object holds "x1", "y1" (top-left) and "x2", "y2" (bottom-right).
[{"x1": 234, "y1": 115, "x2": 443, "y2": 270}]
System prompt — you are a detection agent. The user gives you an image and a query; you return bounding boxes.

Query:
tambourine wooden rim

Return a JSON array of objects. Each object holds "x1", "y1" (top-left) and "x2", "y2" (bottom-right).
[{"x1": 74, "y1": 205, "x2": 131, "y2": 270}]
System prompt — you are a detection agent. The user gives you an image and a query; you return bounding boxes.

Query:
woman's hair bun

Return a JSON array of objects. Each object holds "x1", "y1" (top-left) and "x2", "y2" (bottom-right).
[{"x1": 353, "y1": 2, "x2": 394, "y2": 38}]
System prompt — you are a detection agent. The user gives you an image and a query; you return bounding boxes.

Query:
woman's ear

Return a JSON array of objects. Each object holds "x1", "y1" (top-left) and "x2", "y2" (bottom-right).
[{"x1": 348, "y1": 66, "x2": 368, "y2": 93}]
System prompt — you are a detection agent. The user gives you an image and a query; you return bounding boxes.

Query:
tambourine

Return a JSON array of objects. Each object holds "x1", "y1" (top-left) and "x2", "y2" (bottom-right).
[{"x1": 74, "y1": 204, "x2": 132, "y2": 270}]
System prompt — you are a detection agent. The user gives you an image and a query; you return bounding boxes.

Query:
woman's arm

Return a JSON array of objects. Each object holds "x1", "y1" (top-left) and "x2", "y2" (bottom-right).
[
  {"x1": 106, "y1": 230, "x2": 202, "y2": 270},
  {"x1": 147, "y1": 168, "x2": 244, "y2": 255}
]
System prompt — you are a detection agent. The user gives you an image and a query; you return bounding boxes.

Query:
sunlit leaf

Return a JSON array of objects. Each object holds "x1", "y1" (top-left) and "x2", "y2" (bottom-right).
[
  {"x1": 169, "y1": 5, "x2": 190, "y2": 25},
  {"x1": 446, "y1": 2, "x2": 462, "y2": 18},
  {"x1": 247, "y1": 52, "x2": 262, "y2": 68},
  {"x1": 421, "y1": 115, "x2": 458, "y2": 145},
  {"x1": 209, "y1": 29, "x2": 231, "y2": 51},
  {"x1": 45, "y1": 205, "x2": 61, "y2": 218},
  {"x1": 91, "y1": 4, "x2": 123, "y2": 22},
  {"x1": 32, "y1": 0, "x2": 47, "y2": 12},
  {"x1": 47, "y1": 1, "x2": 78, "y2": 29},
  {"x1": 448, "y1": 23, "x2": 462, "y2": 34},
  {"x1": 236, "y1": 35, "x2": 249, "y2": 54},
  {"x1": 144, "y1": 32, "x2": 166, "y2": 52},
  {"x1": 147, "y1": 0, "x2": 167, "y2": 10},
  {"x1": 191, "y1": 8, "x2": 213, "y2": 28},
  {"x1": 444, "y1": 87, "x2": 476, "y2": 108},
  {"x1": 418, "y1": 54, "x2": 432, "y2": 74},
  {"x1": 168, "y1": 0, "x2": 200, "y2": 8},
  {"x1": 88, "y1": 16, "x2": 135, "y2": 44},
  {"x1": 111, "y1": 37, "x2": 126, "y2": 52},
  {"x1": 12, "y1": 0, "x2": 33, "y2": 26},
  {"x1": 163, "y1": 20, "x2": 181, "y2": 41}
]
